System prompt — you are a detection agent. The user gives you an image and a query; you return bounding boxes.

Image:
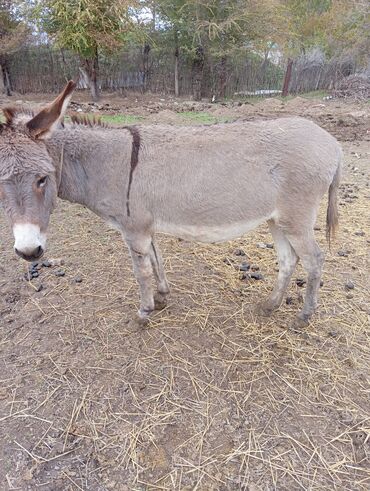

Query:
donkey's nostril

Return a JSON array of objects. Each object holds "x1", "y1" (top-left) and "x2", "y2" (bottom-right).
[
  {"x1": 15, "y1": 246, "x2": 44, "y2": 262},
  {"x1": 35, "y1": 245, "x2": 43, "y2": 258}
]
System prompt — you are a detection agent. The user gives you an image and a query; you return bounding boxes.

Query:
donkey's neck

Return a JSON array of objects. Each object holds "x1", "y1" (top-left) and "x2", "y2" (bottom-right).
[
  {"x1": 46, "y1": 127, "x2": 133, "y2": 221},
  {"x1": 46, "y1": 135, "x2": 90, "y2": 206}
]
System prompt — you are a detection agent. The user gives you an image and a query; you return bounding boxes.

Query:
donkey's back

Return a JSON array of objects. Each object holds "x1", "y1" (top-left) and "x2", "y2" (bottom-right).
[{"x1": 130, "y1": 117, "x2": 341, "y2": 243}]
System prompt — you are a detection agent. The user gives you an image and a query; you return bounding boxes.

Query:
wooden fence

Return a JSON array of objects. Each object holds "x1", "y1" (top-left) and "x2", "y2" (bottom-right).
[{"x1": 6, "y1": 45, "x2": 355, "y2": 97}]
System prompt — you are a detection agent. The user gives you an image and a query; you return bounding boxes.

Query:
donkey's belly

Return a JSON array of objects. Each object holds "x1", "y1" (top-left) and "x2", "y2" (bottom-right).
[{"x1": 157, "y1": 215, "x2": 273, "y2": 243}]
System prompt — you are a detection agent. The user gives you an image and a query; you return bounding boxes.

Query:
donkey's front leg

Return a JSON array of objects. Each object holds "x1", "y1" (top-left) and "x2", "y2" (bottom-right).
[
  {"x1": 150, "y1": 239, "x2": 170, "y2": 310},
  {"x1": 126, "y1": 238, "x2": 155, "y2": 324}
]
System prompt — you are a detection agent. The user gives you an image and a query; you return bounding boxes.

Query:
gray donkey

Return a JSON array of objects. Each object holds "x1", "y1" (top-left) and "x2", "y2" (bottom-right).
[{"x1": 0, "y1": 81, "x2": 342, "y2": 329}]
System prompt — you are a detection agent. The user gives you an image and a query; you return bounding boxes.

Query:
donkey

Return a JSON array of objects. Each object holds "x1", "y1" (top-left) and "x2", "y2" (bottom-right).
[{"x1": 0, "y1": 81, "x2": 342, "y2": 329}]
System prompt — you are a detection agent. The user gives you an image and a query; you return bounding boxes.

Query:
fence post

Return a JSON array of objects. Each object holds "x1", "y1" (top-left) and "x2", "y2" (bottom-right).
[{"x1": 282, "y1": 58, "x2": 293, "y2": 97}]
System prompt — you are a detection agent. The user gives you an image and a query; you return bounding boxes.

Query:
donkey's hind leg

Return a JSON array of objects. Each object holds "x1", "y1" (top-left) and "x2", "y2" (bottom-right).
[
  {"x1": 150, "y1": 239, "x2": 170, "y2": 310},
  {"x1": 285, "y1": 230, "x2": 324, "y2": 330},
  {"x1": 257, "y1": 220, "x2": 298, "y2": 316}
]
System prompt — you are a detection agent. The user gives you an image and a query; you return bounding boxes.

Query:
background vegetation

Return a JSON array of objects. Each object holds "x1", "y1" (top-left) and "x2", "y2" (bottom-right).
[{"x1": 1, "y1": 0, "x2": 369, "y2": 100}]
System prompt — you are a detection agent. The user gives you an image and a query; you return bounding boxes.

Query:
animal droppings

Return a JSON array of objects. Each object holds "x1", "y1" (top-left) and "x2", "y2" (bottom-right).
[
  {"x1": 239, "y1": 262, "x2": 250, "y2": 272},
  {"x1": 55, "y1": 270, "x2": 66, "y2": 277},
  {"x1": 234, "y1": 248, "x2": 246, "y2": 256},
  {"x1": 250, "y1": 272, "x2": 264, "y2": 280}
]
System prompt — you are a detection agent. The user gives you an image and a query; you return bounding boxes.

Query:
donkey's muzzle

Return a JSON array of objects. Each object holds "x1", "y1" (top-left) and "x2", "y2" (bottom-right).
[{"x1": 15, "y1": 245, "x2": 44, "y2": 262}]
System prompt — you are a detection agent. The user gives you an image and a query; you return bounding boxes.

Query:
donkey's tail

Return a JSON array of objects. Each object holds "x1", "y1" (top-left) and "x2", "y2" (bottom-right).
[{"x1": 326, "y1": 152, "x2": 342, "y2": 248}]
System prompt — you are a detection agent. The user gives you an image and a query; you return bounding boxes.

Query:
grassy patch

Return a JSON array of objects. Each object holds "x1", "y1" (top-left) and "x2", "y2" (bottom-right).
[
  {"x1": 180, "y1": 111, "x2": 236, "y2": 125},
  {"x1": 180, "y1": 111, "x2": 217, "y2": 124},
  {"x1": 100, "y1": 113, "x2": 145, "y2": 124}
]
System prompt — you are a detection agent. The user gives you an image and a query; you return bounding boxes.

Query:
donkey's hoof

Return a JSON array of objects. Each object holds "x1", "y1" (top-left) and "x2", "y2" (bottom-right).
[
  {"x1": 130, "y1": 310, "x2": 152, "y2": 328},
  {"x1": 255, "y1": 301, "x2": 276, "y2": 317},
  {"x1": 154, "y1": 292, "x2": 167, "y2": 311},
  {"x1": 290, "y1": 314, "x2": 310, "y2": 332},
  {"x1": 129, "y1": 316, "x2": 149, "y2": 329}
]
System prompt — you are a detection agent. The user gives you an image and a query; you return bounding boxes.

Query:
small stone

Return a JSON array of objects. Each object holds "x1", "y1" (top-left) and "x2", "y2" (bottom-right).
[
  {"x1": 234, "y1": 248, "x2": 246, "y2": 256},
  {"x1": 354, "y1": 230, "x2": 365, "y2": 236},
  {"x1": 257, "y1": 242, "x2": 267, "y2": 249},
  {"x1": 31, "y1": 271, "x2": 39, "y2": 278},
  {"x1": 346, "y1": 293, "x2": 354, "y2": 299},
  {"x1": 251, "y1": 272, "x2": 263, "y2": 280},
  {"x1": 55, "y1": 270, "x2": 65, "y2": 277},
  {"x1": 239, "y1": 262, "x2": 250, "y2": 272},
  {"x1": 345, "y1": 280, "x2": 355, "y2": 290},
  {"x1": 337, "y1": 250, "x2": 349, "y2": 257},
  {"x1": 296, "y1": 278, "x2": 306, "y2": 287},
  {"x1": 328, "y1": 330, "x2": 338, "y2": 337},
  {"x1": 286, "y1": 296, "x2": 293, "y2": 305},
  {"x1": 314, "y1": 226, "x2": 321, "y2": 231},
  {"x1": 42, "y1": 260, "x2": 52, "y2": 268},
  {"x1": 266, "y1": 243, "x2": 274, "y2": 249},
  {"x1": 74, "y1": 276, "x2": 83, "y2": 283},
  {"x1": 49, "y1": 258, "x2": 65, "y2": 266}
]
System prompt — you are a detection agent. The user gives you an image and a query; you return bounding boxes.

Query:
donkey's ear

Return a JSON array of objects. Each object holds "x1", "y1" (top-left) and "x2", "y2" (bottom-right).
[{"x1": 26, "y1": 80, "x2": 76, "y2": 139}]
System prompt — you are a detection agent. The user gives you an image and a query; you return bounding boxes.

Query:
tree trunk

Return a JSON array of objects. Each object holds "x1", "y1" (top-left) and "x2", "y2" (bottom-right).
[
  {"x1": 192, "y1": 45, "x2": 204, "y2": 101},
  {"x1": 174, "y1": 31, "x2": 179, "y2": 97},
  {"x1": 80, "y1": 49, "x2": 100, "y2": 102},
  {"x1": 174, "y1": 50, "x2": 179, "y2": 97},
  {"x1": 142, "y1": 44, "x2": 151, "y2": 92},
  {"x1": 0, "y1": 59, "x2": 12, "y2": 96},
  {"x1": 282, "y1": 58, "x2": 293, "y2": 97},
  {"x1": 219, "y1": 56, "x2": 227, "y2": 99}
]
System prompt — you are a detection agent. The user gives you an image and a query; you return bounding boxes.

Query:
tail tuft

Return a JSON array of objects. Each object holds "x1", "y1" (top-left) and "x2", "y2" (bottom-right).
[{"x1": 326, "y1": 156, "x2": 342, "y2": 249}]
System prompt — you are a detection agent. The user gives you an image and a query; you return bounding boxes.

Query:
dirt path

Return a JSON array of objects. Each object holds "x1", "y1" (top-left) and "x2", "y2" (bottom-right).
[{"x1": 0, "y1": 95, "x2": 369, "y2": 490}]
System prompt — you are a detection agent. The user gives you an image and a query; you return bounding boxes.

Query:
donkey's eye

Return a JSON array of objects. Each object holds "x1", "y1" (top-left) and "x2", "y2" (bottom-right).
[{"x1": 36, "y1": 176, "x2": 47, "y2": 188}]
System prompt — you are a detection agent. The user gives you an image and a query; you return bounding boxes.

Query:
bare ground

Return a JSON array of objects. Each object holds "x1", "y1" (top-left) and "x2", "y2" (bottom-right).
[{"x1": 0, "y1": 93, "x2": 369, "y2": 490}]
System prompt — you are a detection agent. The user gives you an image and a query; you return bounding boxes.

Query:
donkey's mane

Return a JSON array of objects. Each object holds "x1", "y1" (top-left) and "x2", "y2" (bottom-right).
[
  {"x1": 1, "y1": 107, "x2": 112, "y2": 130},
  {"x1": 70, "y1": 114, "x2": 110, "y2": 129}
]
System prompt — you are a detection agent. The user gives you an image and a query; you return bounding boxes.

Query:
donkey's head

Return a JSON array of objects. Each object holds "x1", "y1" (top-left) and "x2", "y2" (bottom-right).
[{"x1": 0, "y1": 81, "x2": 75, "y2": 261}]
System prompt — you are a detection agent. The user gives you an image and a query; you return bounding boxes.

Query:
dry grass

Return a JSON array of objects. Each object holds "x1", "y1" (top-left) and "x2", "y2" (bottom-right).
[{"x1": 0, "y1": 104, "x2": 369, "y2": 490}]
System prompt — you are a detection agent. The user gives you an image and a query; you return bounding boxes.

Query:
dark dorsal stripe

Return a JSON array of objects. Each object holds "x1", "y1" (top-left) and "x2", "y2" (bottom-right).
[{"x1": 124, "y1": 126, "x2": 141, "y2": 217}]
